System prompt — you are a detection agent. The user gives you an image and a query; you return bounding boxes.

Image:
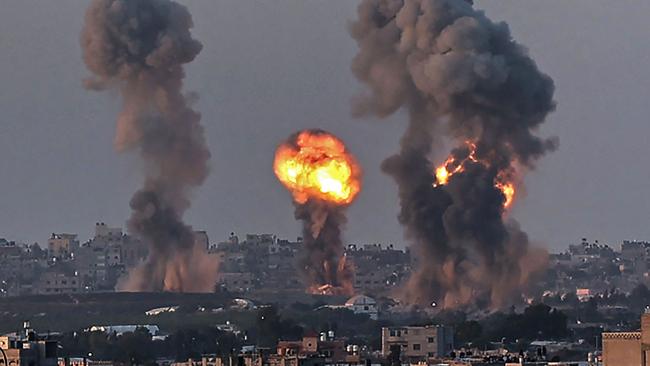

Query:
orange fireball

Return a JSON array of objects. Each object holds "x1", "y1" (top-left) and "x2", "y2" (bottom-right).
[
  {"x1": 274, "y1": 130, "x2": 361, "y2": 205},
  {"x1": 434, "y1": 141, "x2": 517, "y2": 210}
]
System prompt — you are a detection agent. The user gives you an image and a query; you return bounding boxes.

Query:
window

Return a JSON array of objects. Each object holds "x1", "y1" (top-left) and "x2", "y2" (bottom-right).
[
  {"x1": 364, "y1": 306, "x2": 369, "y2": 310},
  {"x1": 389, "y1": 330, "x2": 396, "y2": 337},
  {"x1": 427, "y1": 337, "x2": 434, "y2": 343},
  {"x1": 413, "y1": 344, "x2": 421, "y2": 351},
  {"x1": 427, "y1": 353, "x2": 435, "y2": 358}
]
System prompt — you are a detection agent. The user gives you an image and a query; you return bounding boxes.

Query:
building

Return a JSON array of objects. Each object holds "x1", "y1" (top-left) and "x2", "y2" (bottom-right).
[
  {"x1": 276, "y1": 331, "x2": 347, "y2": 363},
  {"x1": 93, "y1": 223, "x2": 122, "y2": 239},
  {"x1": 194, "y1": 231, "x2": 210, "y2": 250},
  {"x1": 344, "y1": 295, "x2": 379, "y2": 320},
  {"x1": 218, "y1": 272, "x2": 255, "y2": 292},
  {"x1": 381, "y1": 325, "x2": 454, "y2": 362},
  {"x1": 602, "y1": 332, "x2": 641, "y2": 365},
  {"x1": 34, "y1": 270, "x2": 82, "y2": 295},
  {"x1": 47, "y1": 234, "x2": 79, "y2": 259},
  {"x1": 0, "y1": 322, "x2": 58, "y2": 366},
  {"x1": 602, "y1": 311, "x2": 650, "y2": 365}
]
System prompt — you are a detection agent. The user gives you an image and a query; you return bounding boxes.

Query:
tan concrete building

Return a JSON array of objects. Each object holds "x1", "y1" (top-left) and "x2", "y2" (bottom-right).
[
  {"x1": 47, "y1": 233, "x2": 78, "y2": 259},
  {"x1": 0, "y1": 324, "x2": 58, "y2": 366},
  {"x1": 34, "y1": 271, "x2": 82, "y2": 295},
  {"x1": 603, "y1": 312, "x2": 650, "y2": 365},
  {"x1": 381, "y1": 325, "x2": 454, "y2": 361}
]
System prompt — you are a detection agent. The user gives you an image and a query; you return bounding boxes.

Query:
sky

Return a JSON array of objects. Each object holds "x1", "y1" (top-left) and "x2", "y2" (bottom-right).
[{"x1": 1, "y1": 1, "x2": 650, "y2": 252}]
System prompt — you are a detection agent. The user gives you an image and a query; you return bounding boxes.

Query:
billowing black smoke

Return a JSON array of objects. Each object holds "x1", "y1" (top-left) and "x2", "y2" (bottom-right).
[
  {"x1": 295, "y1": 200, "x2": 354, "y2": 295},
  {"x1": 81, "y1": 0, "x2": 218, "y2": 292},
  {"x1": 350, "y1": 0, "x2": 555, "y2": 308}
]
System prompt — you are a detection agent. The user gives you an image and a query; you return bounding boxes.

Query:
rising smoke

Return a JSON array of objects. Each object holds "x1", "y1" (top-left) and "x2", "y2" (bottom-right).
[
  {"x1": 350, "y1": 0, "x2": 556, "y2": 308},
  {"x1": 296, "y1": 199, "x2": 354, "y2": 295},
  {"x1": 81, "y1": 0, "x2": 218, "y2": 292}
]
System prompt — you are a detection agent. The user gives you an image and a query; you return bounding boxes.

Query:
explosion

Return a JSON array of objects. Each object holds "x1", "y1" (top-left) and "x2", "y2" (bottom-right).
[
  {"x1": 434, "y1": 141, "x2": 516, "y2": 210},
  {"x1": 350, "y1": 0, "x2": 555, "y2": 308},
  {"x1": 274, "y1": 130, "x2": 361, "y2": 205},
  {"x1": 81, "y1": 0, "x2": 219, "y2": 292},
  {"x1": 274, "y1": 130, "x2": 361, "y2": 296}
]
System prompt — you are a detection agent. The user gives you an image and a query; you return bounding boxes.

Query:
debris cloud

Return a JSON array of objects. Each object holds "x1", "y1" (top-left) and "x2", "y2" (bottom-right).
[
  {"x1": 82, "y1": 0, "x2": 218, "y2": 292},
  {"x1": 350, "y1": 0, "x2": 556, "y2": 308}
]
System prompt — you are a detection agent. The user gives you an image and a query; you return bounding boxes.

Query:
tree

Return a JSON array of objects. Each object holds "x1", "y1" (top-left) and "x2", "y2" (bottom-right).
[{"x1": 455, "y1": 321, "x2": 482, "y2": 345}]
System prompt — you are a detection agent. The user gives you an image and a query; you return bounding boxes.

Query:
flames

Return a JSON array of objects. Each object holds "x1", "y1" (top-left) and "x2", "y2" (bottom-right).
[
  {"x1": 274, "y1": 130, "x2": 361, "y2": 205},
  {"x1": 434, "y1": 141, "x2": 516, "y2": 209}
]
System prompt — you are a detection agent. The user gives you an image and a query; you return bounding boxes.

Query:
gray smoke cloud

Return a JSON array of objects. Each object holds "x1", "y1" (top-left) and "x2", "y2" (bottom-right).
[
  {"x1": 295, "y1": 200, "x2": 354, "y2": 296},
  {"x1": 350, "y1": 0, "x2": 555, "y2": 308},
  {"x1": 81, "y1": 0, "x2": 218, "y2": 292}
]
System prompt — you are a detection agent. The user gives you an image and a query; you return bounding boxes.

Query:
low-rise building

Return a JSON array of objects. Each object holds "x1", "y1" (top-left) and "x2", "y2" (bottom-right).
[
  {"x1": 277, "y1": 331, "x2": 347, "y2": 363},
  {"x1": 344, "y1": 295, "x2": 379, "y2": 320},
  {"x1": 0, "y1": 322, "x2": 58, "y2": 366}
]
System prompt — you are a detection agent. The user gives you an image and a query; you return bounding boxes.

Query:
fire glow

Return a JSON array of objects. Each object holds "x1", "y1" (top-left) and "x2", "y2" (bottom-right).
[
  {"x1": 434, "y1": 142, "x2": 516, "y2": 209},
  {"x1": 274, "y1": 130, "x2": 361, "y2": 205}
]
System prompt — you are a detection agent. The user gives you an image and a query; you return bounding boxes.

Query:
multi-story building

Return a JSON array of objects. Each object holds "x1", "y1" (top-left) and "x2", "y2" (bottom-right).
[
  {"x1": 602, "y1": 311, "x2": 650, "y2": 365},
  {"x1": 33, "y1": 270, "x2": 82, "y2": 295},
  {"x1": 0, "y1": 322, "x2": 58, "y2": 366},
  {"x1": 381, "y1": 325, "x2": 454, "y2": 362},
  {"x1": 47, "y1": 234, "x2": 79, "y2": 259},
  {"x1": 277, "y1": 331, "x2": 348, "y2": 363}
]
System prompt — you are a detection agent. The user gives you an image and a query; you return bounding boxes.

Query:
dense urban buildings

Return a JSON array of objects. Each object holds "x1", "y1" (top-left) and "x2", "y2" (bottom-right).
[
  {"x1": 2, "y1": 225, "x2": 650, "y2": 306},
  {"x1": 0, "y1": 224, "x2": 412, "y2": 298},
  {"x1": 5, "y1": 225, "x2": 650, "y2": 365}
]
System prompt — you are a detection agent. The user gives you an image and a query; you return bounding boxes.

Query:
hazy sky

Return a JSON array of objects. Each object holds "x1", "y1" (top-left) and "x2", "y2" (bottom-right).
[{"x1": 1, "y1": 1, "x2": 650, "y2": 252}]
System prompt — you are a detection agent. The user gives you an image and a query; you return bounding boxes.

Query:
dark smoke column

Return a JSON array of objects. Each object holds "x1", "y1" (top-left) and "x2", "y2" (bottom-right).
[
  {"x1": 350, "y1": 0, "x2": 556, "y2": 308},
  {"x1": 81, "y1": 0, "x2": 217, "y2": 292},
  {"x1": 274, "y1": 130, "x2": 362, "y2": 295}
]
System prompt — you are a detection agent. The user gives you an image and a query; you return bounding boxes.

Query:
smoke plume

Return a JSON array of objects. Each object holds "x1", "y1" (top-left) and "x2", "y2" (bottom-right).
[
  {"x1": 295, "y1": 200, "x2": 354, "y2": 295},
  {"x1": 350, "y1": 0, "x2": 555, "y2": 308},
  {"x1": 81, "y1": 0, "x2": 218, "y2": 292},
  {"x1": 274, "y1": 130, "x2": 361, "y2": 295}
]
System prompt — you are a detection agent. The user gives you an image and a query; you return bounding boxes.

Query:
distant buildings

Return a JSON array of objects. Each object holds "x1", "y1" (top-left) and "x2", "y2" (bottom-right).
[{"x1": 8, "y1": 225, "x2": 650, "y2": 311}]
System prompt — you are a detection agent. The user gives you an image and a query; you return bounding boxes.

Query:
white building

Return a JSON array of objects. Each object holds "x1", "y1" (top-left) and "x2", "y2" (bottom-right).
[{"x1": 345, "y1": 294, "x2": 379, "y2": 320}]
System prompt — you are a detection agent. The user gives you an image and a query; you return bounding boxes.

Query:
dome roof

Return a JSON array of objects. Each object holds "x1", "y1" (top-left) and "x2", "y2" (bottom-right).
[{"x1": 345, "y1": 294, "x2": 377, "y2": 306}]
